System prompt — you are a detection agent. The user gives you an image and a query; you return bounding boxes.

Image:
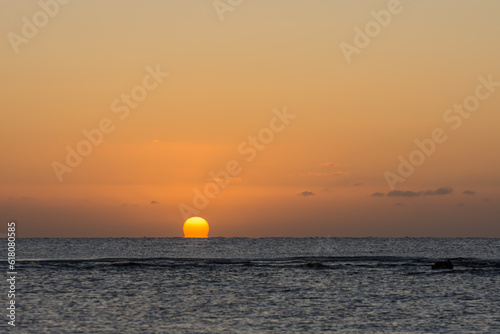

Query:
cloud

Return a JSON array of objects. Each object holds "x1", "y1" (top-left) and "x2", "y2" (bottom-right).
[
  {"x1": 387, "y1": 190, "x2": 421, "y2": 197},
  {"x1": 150, "y1": 201, "x2": 159, "y2": 204},
  {"x1": 483, "y1": 198, "x2": 490, "y2": 202},
  {"x1": 462, "y1": 190, "x2": 476, "y2": 195},
  {"x1": 423, "y1": 186, "x2": 453, "y2": 196},
  {"x1": 299, "y1": 171, "x2": 347, "y2": 177},
  {"x1": 394, "y1": 202, "x2": 404, "y2": 207},
  {"x1": 298, "y1": 162, "x2": 347, "y2": 177},
  {"x1": 371, "y1": 192, "x2": 385, "y2": 197},
  {"x1": 377, "y1": 186, "x2": 454, "y2": 198},
  {"x1": 353, "y1": 182, "x2": 364, "y2": 186},
  {"x1": 320, "y1": 162, "x2": 339, "y2": 167},
  {"x1": 298, "y1": 191, "x2": 315, "y2": 197},
  {"x1": 457, "y1": 202, "x2": 465, "y2": 207}
]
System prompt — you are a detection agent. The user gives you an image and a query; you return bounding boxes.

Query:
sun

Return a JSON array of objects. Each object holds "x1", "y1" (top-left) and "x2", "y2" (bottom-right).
[{"x1": 183, "y1": 217, "x2": 209, "y2": 238}]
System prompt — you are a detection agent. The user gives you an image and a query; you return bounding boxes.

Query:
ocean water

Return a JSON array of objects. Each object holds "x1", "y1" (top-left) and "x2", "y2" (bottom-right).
[{"x1": 5, "y1": 238, "x2": 500, "y2": 333}]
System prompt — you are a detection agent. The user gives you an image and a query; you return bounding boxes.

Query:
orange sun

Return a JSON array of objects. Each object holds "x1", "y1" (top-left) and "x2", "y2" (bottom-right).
[{"x1": 183, "y1": 217, "x2": 209, "y2": 238}]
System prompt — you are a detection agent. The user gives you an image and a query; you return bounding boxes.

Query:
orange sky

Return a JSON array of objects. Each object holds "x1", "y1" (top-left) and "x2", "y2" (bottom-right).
[{"x1": 1, "y1": 0, "x2": 499, "y2": 237}]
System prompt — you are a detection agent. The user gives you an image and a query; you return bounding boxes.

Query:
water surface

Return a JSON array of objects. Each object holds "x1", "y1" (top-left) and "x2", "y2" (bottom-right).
[{"x1": 7, "y1": 238, "x2": 500, "y2": 333}]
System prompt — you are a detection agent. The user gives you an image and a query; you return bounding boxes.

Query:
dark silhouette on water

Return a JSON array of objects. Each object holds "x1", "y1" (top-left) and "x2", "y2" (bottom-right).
[{"x1": 432, "y1": 260, "x2": 453, "y2": 270}]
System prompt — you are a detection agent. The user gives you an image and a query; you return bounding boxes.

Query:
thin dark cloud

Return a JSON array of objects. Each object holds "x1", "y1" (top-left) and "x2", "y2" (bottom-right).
[
  {"x1": 300, "y1": 171, "x2": 347, "y2": 176},
  {"x1": 298, "y1": 191, "x2": 315, "y2": 197},
  {"x1": 388, "y1": 190, "x2": 421, "y2": 197},
  {"x1": 457, "y1": 203, "x2": 465, "y2": 207},
  {"x1": 462, "y1": 190, "x2": 476, "y2": 195},
  {"x1": 320, "y1": 162, "x2": 339, "y2": 167},
  {"x1": 375, "y1": 186, "x2": 454, "y2": 199},
  {"x1": 394, "y1": 203, "x2": 404, "y2": 207},
  {"x1": 483, "y1": 198, "x2": 490, "y2": 202},
  {"x1": 150, "y1": 201, "x2": 159, "y2": 204},
  {"x1": 353, "y1": 182, "x2": 364, "y2": 186},
  {"x1": 423, "y1": 186, "x2": 453, "y2": 196}
]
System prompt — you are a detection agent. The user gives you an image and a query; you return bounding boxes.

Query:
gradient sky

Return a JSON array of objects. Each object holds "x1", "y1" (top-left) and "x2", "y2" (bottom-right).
[{"x1": 1, "y1": 0, "x2": 499, "y2": 237}]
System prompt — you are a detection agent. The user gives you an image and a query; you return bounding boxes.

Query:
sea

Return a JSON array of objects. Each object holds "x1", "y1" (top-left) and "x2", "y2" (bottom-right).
[{"x1": 4, "y1": 238, "x2": 500, "y2": 333}]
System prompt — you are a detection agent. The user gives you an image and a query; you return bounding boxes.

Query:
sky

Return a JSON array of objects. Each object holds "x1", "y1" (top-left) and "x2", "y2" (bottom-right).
[{"x1": 1, "y1": 0, "x2": 499, "y2": 237}]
